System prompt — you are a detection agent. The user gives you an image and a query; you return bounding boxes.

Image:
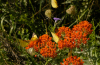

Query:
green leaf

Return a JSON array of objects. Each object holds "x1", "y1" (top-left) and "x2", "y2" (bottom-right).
[
  {"x1": 1, "y1": 16, "x2": 5, "y2": 31},
  {"x1": 51, "y1": 32, "x2": 59, "y2": 43},
  {"x1": 61, "y1": 0, "x2": 72, "y2": 4},
  {"x1": 96, "y1": 35, "x2": 100, "y2": 38},
  {"x1": 96, "y1": 59, "x2": 100, "y2": 65}
]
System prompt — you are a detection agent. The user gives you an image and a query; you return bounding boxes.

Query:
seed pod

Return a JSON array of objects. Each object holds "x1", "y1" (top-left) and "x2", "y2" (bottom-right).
[
  {"x1": 66, "y1": 5, "x2": 76, "y2": 15},
  {"x1": 27, "y1": 47, "x2": 35, "y2": 56},
  {"x1": 45, "y1": 9, "x2": 52, "y2": 19}
]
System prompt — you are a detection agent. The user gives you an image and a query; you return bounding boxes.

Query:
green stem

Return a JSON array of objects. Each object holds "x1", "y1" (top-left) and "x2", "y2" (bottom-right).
[
  {"x1": 29, "y1": 0, "x2": 35, "y2": 13},
  {"x1": 45, "y1": 58, "x2": 52, "y2": 65},
  {"x1": 68, "y1": 49, "x2": 72, "y2": 57},
  {"x1": 1, "y1": 16, "x2": 5, "y2": 31},
  {"x1": 69, "y1": 8, "x2": 89, "y2": 28}
]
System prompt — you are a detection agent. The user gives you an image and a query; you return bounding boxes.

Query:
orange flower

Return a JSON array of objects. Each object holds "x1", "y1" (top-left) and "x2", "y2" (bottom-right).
[
  {"x1": 56, "y1": 26, "x2": 66, "y2": 38},
  {"x1": 40, "y1": 45, "x2": 57, "y2": 58},
  {"x1": 56, "y1": 26, "x2": 71, "y2": 40},
  {"x1": 26, "y1": 34, "x2": 52, "y2": 51},
  {"x1": 40, "y1": 40, "x2": 57, "y2": 58},
  {"x1": 72, "y1": 20, "x2": 92, "y2": 34},
  {"x1": 58, "y1": 40, "x2": 64, "y2": 49},
  {"x1": 26, "y1": 46, "x2": 29, "y2": 50},
  {"x1": 26, "y1": 34, "x2": 57, "y2": 58},
  {"x1": 64, "y1": 27, "x2": 72, "y2": 39},
  {"x1": 58, "y1": 38, "x2": 76, "y2": 49},
  {"x1": 60, "y1": 56, "x2": 84, "y2": 65},
  {"x1": 56, "y1": 20, "x2": 93, "y2": 49},
  {"x1": 25, "y1": 40, "x2": 40, "y2": 52},
  {"x1": 71, "y1": 20, "x2": 92, "y2": 46},
  {"x1": 25, "y1": 41, "x2": 34, "y2": 50},
  {"x1": 35, "y1": 55, "x2": 37, "y2": 57},
  {"x1": 25, "y1": 21, "x2": 93, "y2": 58},
  {"x1": 39, "y1": 34, "x2": 52, "y2": 43}
]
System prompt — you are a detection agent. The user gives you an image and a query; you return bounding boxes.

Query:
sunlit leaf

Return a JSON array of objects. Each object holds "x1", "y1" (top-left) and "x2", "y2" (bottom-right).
[
  {"x1": 18, "y1": 39, "x2": 29, "y2": 47},
  {"x1": 51, "y1": 32, "x2": 59, "y2": 43},
  {"x1": 19, "y1": 33, "x2": 38, "y2": 47},
  {"x1": 27, "y1": 47, "x2": 35, "y2": 56},
  {"x1": 31, "y1": 32, "x2": 38, "y2": 41},
  {"x1": 51, "y1": 0, "x2": 58, "y2": 8}
]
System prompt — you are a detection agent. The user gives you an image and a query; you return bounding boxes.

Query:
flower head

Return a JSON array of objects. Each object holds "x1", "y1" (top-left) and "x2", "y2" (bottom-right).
[
  {"x1": 26, "y1": 34, "x2": 57, "y2": 58},
  {"x1": 60, "y1": 56, "x2": 84, "y2": 65},
  {"x1": 56, "y1": 21, "x2": 93, "y2": 49},
  {"x1": 53, "y1": 17, "x2": 61, "y2": 23},
  {"x1": 40, "y1": 41, "x2": 57, "y2": 58}
]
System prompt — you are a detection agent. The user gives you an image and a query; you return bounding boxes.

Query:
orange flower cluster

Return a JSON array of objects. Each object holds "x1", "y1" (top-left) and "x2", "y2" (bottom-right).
[
  {"x1": 40, "y1": 41, "x2": 57, "y2": 58},
  {"x1": 56, "y1": 21, "x2": 92, "y2": 49},
  {"x1": 25, "y1": 21, "x2": 92, "y2": 58},
  {"x1": 26, "y1": 34, "x2": 57, "y2": 58},
  {"x1": 60, "y1": 56, "x2": 84, "y2": 65},
  {"x1": 56, "y1": 26, "x2": 72, "y2": 39},
  {"x1": 72, "y1": 20, "x2": 92, "y2": 34},
  {"x1": 26, "y1": 40, "x2": 40, "y2": 52}
]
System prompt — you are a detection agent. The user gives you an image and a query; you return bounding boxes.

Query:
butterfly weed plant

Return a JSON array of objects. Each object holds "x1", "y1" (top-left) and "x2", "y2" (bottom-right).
[{"x1": 0, "y1": 0, "x2": 100, "y2": 65}]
